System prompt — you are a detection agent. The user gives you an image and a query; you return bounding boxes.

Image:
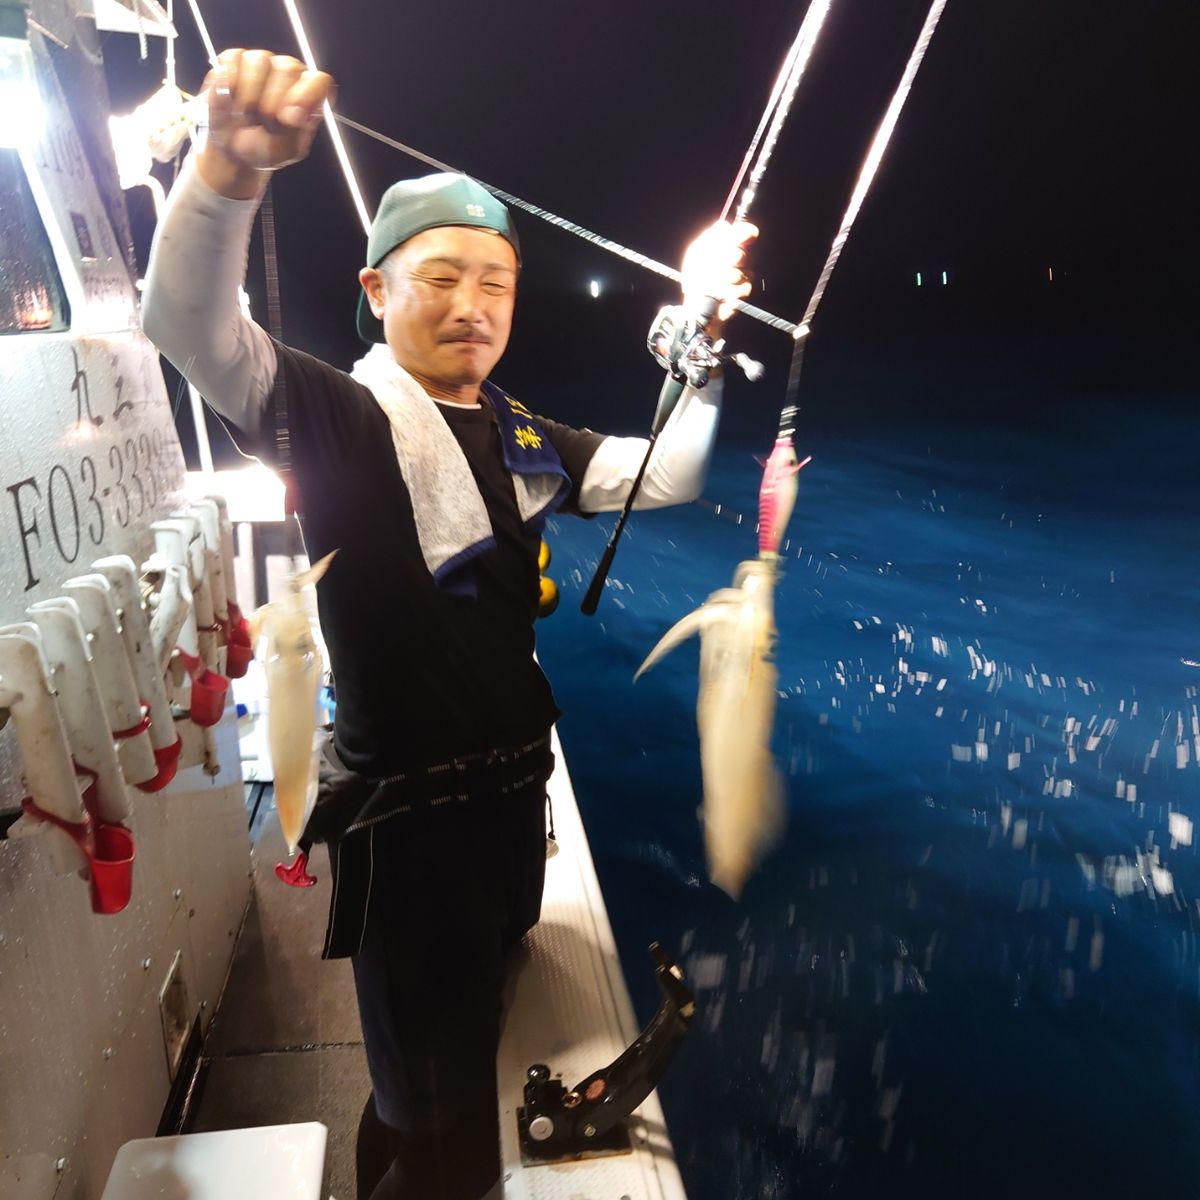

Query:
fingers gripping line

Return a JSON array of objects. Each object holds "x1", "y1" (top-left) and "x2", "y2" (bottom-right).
[{"x1": 204, "y1": 49, "x2": 335, "y2": 171}]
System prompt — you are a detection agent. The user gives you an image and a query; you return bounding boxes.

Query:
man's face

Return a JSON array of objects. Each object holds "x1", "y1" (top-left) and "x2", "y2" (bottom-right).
[{"x1": 359, "y1": 225, "x2": 518, "y2": 400}]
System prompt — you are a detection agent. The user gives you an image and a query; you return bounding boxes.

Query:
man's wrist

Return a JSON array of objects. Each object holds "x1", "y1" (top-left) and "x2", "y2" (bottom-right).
[{"x1": 195, "y1": 144, "x2": 270, "y2": 201}]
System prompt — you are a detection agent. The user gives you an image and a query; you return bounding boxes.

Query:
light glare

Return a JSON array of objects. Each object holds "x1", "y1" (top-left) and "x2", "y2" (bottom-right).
[
  {"x1": 589, "y1": 280, "x2": 600, "y2": 298},
  {"x1": 0, "y1": 40, "x2": 42, "y2": 151}
]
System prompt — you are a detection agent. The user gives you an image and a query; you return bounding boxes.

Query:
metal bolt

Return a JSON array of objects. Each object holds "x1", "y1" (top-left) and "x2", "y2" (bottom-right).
[
  {"x1": 55, "y1": 1158, "x2": 66, "y2": 1173},
  {"x1": 200, "y1": 1000, "x2": 208, "y2": 1010},
  {"x1": 142, "y1": 957, "x2": 152, "y2": 970},
  {"x1": 528, "y1": 1115, "x2": 555, "y2": 1142},
  {"x1": 583, "y1": 1124, "x2": 597, "y2": 1138},
  {"x1": 173, "y1": 888, "x2": 182, "y2": 900},
  {"x1": 103, "y1": 1047, "x2": 113, "y2": 1060}
]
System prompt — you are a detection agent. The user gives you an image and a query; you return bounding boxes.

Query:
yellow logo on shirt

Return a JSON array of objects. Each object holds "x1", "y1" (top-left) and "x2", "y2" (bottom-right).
[
  {"x1": 506, "y1": 395, "x2": 534, "y2": 419},
  {"x1": 514, "y1": 424, "x2": 543, "y2": 450}
]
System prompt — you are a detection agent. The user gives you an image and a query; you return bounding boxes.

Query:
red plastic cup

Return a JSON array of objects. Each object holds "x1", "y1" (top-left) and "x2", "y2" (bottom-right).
[
  {"x1": 188, "y1": 667, "x2": 229, "y2": 727},
  {"x1": 138, "y1": 738, "x2": 182, "y2": 793},
  {"x1": 89, "y1": 824, "x2": 136, "y2": 915},
  {"x1": 225, "y1": 605, "x2": 254, "y2": 680},
  {"x1": 224, "y1": 639, "x2": 254, "y2": 679}
]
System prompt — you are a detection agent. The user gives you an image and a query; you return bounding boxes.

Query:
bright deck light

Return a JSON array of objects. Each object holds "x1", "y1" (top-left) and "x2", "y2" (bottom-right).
[
  {"x1": 0, "y1": 30, "x2": 41, "y2": 151},
  {"x1": 589, "y1": 280, "x2": 601, "y2": 298}
]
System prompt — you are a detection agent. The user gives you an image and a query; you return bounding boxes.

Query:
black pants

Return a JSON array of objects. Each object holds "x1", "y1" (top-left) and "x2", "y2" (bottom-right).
[{"x1": 349, "y1": 780, "x2": 548, "y2": 1199}]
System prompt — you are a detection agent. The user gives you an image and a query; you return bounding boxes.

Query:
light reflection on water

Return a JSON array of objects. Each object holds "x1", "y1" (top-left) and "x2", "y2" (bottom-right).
[{"x1": 538, "y1": 411, "x2": 1199, "y2": 1198}]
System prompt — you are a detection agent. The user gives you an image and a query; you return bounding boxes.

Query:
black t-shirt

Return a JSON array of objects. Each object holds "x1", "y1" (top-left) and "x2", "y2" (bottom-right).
[{"x1": 245, "y1": 342, "x2": 603, "y2": 777}]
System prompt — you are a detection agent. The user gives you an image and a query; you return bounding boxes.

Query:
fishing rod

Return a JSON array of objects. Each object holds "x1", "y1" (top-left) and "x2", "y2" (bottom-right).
[
  {"x1": 581, "y1": 1, "x2": 834, "y2": 614},
  {"x1": 588, "y1": 0, "x2": 950, "y2": 616}
]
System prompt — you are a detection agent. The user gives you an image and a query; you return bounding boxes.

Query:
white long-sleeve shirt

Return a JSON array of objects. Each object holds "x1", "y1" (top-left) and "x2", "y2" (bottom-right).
[{"x1": 142, "y1": 158, "x2": 721, "y2": 512}]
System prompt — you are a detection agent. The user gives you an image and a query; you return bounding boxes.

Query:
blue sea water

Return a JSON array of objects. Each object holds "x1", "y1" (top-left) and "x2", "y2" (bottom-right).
[{"x1": 536, "y1": 397, "x2": 1200, "y2": 1199}]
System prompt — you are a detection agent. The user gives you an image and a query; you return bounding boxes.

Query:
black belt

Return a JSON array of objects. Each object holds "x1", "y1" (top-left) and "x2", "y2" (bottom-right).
[{"x1": 312, "y1": 731, "x2": 555, "y2": 960}]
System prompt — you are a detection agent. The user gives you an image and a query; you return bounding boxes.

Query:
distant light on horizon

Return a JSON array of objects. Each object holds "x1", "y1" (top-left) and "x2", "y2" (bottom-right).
[
  {"x1": 941, "y1": 270, "x2": 948, "y2": 286},
  {"x1": 589, "y1": 280, "x2": 601, "y2": 298},
  {"x1": 915, "y1": 271, "x2": 923, "y2": 287},
  {"x1": 1048, "y1": 266, "x2": 1054, "y2": 282}
]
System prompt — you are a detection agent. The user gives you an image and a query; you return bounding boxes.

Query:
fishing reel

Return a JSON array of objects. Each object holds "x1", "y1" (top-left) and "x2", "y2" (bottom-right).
[{"x1": 647, "y1": 304, "x2": 764, "y2": 391}]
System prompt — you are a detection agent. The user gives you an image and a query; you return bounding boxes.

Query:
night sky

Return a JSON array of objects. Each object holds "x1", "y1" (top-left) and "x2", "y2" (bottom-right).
[{"x1": 103, "y1": 0, "x2": 1197, "y2": 457}]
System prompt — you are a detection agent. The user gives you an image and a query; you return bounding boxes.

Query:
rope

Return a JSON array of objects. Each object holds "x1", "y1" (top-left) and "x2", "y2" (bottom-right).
[
  {"x1": 782, "y1": 0, "x2": 950, "y2": 423},
  {"x1": 134, "y1": 0, "x2": 148, "y2": 59},
  {"x1": 333, "y1": 113, "x2": 799, "y2": 337}
]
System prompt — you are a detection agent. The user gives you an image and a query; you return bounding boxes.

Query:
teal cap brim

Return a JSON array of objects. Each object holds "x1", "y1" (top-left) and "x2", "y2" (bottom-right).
[{"x1": 355, "y1": 172, "x2": 521, "y2": 344}]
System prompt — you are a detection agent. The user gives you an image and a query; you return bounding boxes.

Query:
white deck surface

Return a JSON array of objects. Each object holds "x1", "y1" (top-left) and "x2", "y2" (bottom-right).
[{"x1": 497, "y1": 730, "x2": 688, "y2": 1200}]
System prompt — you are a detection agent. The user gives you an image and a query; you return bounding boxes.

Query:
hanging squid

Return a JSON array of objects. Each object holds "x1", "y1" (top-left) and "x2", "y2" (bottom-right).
[
  {"x1": 250, "y1": 551, "x2": 337, "y2": 858},
  {"x1": 636, "y1": 421, "x2": 809, "y2": 897}
]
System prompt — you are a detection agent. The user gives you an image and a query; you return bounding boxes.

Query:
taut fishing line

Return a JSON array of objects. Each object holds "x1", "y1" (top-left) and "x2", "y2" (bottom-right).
[
  {"x1": 780, "y1": 0, "x2": 950, "y2": 428},
  {"x1": 333, "y1": 113, "x2": 799, "y2": 337},
  {"x1": 722, "y1": 0, "x2": 834, "y2": 225}
]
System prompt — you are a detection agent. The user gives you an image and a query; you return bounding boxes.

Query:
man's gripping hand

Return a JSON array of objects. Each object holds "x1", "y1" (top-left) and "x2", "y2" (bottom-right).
[
  {"x1": 196, "y1": 49, "x2": 336, "y2": 200},
  {"x1": 680, "y1": 219, "x2": 758, "y2": 336}
]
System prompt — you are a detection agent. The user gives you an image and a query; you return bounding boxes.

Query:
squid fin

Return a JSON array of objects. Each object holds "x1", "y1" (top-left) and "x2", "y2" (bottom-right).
[
  {"x1": 634, "y1": 603, "x2": 725, "y2": 681},
  {"x1": 295, "y1": 549, "x2": 339, "y2": 590}
]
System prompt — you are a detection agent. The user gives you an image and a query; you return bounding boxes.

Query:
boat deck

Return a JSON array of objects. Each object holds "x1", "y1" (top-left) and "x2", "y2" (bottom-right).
[
  {"x1": 185, "y1": 732, "x2": 686, "y2": 1199},
  {"x1": 186, "y1": 784, "x2": 368, "y2": 1197}
]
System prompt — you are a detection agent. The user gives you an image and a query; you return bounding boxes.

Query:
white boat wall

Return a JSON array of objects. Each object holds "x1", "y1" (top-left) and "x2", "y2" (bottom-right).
[{"x1": 0, "y1": 3, "x2": 251, "y2": 1196}]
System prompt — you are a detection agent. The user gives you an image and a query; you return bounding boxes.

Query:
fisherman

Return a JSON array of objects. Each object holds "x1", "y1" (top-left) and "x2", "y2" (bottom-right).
[{"x1": 143, "y1": 49, "x2": 754, "y2": 1200}]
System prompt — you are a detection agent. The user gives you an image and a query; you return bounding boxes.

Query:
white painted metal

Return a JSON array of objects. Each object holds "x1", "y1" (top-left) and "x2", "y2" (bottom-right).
[
  {"x1": 497, "y1": 729, "x2": 688, "y2": 1200},
  {"x1": 100, "y1": 1122, "x2": 328, "y2": 1200},
  {"x1": 0, "y1": 7, "x2": 252, "y2": 1198}
]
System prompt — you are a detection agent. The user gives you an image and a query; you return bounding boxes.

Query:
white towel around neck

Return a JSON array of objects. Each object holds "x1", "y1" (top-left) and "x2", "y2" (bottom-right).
[{"x1": 350, "y1": 344, "x2": 562, "y2": 584}]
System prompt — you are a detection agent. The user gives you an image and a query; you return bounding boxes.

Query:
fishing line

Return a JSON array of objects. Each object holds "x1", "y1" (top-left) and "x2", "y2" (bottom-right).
[
  {"x1": 333, "y1": 113, "x2": 798, "y2": 337},
  {"x1": 280, "y1": 0, "x2": 372, "y2": 234},
  {"x1": 182, "y1": 0, "x2": 218, "y2": 67},
  {"x1": 779, "y1": 0, "x2": 950, "y2": 428},
  {"x1": 722, "y1": 0, "x2": 834, "y2": 225},
  {"x1": 260, "y1": 182, "x2": 305, "y2": 552},
  {"x1": 164, "y1": 0, "x2": 179, "y2": 87}
]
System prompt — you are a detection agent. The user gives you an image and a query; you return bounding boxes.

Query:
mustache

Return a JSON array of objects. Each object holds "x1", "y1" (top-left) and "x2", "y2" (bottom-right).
[{"x1": 439, "y1": 328, "x2": 492, "y2": 344}]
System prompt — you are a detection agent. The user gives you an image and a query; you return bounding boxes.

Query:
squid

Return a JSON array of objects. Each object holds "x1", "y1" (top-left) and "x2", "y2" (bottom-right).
[
  {"x1": 636, "y1": 433, "x2": 809, "y2": 898},
  {"x1": 250, "y1": 552, "x2": 337, "y2": 854}
]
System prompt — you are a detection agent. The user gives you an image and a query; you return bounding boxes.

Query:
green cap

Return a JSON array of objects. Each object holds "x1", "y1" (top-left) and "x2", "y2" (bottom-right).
[{"x1": 356, "y1": 173, "x2": 521, "y2": 343}]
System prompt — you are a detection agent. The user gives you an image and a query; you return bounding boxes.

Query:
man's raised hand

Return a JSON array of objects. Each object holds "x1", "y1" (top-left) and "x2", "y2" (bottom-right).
[{"x1": 197, "y1": 50, "x2": 335, "y2": 199}]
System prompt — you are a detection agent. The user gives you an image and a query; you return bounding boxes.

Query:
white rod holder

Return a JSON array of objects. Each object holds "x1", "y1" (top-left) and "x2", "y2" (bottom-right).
[
  {"x1": 63, "y1": 575, "x2": 158, "y2": 787},
  {"x1": 26, "y1": 600, "x2": 132, "y2": 826},
  {"x1": 0, "y1": 624, "x2": 90, "y2": 874}
]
